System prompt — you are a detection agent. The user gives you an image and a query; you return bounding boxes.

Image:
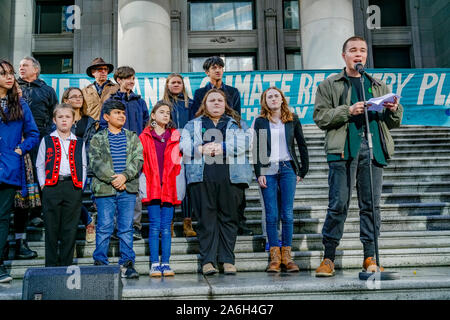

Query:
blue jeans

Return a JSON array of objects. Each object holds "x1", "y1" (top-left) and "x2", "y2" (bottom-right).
[
  {"x1": 148, "y1": 204, "x2": 174, "y2": 264},
  {"x1": 93, "y1": 191, "x2": 136, "y2": 265},
  {"x1": 260, "y1": 161, "x2": 297, "y2": 247}
]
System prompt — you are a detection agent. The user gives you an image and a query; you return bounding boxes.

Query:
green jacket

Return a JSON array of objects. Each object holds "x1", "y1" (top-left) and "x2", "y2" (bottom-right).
[
  {"x1": 89, "y1": 128, "x2": 143, "y2": 197},
  {"x1": 313, "y1": 69, "x2": 403, "y2": 159}
]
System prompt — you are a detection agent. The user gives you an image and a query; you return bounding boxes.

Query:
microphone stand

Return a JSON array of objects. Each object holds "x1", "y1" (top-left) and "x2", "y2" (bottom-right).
[{"x1": 357, "y1": 71, "x2": 400, "y2": 281}]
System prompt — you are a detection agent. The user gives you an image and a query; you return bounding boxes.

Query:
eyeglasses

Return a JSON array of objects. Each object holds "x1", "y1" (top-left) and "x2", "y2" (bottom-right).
[
  {"x1": 94, "y1": 67, "x2": 109, "y2": 72},
  {"x1": 68, "y1": 95, "x2": 83, "y2": 100}
]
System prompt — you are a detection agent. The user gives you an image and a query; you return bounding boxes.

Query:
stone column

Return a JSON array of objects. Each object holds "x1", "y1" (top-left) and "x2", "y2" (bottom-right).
[
  {"x1": 300, "y1": 0, "x2": 355, "y2": 69},
  {"x1": 10, "y1": 0, "x2": 34, "y2": 68},
  {"x1": 0, "y1": 0, "x2": 13, "y2": 61},
  {"x1": 118, "y1": 0, "x2": 171, "y2": 72}
]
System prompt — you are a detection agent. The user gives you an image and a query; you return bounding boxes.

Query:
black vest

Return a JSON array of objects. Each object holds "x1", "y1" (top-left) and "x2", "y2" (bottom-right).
[{"x1": 44, "y1": 135, "x2": 84, "y2": 189}]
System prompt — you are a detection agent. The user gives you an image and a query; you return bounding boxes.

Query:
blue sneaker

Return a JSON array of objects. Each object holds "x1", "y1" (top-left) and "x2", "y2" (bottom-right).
[
  {"x1": 160, "y1": 264, "x2": 175, "y2": 277},
  {"x1": 149, "y1": 263, "x2": 162, "y2": 277}
]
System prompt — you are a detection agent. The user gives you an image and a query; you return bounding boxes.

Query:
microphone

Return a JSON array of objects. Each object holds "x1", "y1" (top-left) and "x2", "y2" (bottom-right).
[{"x1": 355, "y1": 62, "x2": 366, "y2": 75}]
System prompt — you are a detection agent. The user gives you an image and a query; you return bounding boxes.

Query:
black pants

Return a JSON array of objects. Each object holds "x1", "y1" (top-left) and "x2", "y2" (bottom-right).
[
  {"x1": 190, "y1": 181, "x2": 244, "y2": 266},
  {"x1": 322, "y1": 139, "x2": 383, "y2": 261},
  {"x1": 42, "y1": 180, "x2": 82, "y2": 267},
  {"x1": 0, "y1": 184, "x2": 17, "y2": 263}
]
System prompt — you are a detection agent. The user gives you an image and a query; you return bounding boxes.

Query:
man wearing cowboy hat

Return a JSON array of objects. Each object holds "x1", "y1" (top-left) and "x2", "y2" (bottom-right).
[{"x1": 82, "y1": 57, "x2": 119, "y2": 121}]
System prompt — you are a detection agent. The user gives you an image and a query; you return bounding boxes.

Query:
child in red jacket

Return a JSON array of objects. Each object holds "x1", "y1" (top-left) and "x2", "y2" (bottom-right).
[{"x1": 139, "y1": 102, "x2": 181, "y2": 277}]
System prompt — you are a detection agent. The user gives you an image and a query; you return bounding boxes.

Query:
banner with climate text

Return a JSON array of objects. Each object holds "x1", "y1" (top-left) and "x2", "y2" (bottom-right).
[{"x1": 41, "y1": 68, "x2": 450, "y2": 127}]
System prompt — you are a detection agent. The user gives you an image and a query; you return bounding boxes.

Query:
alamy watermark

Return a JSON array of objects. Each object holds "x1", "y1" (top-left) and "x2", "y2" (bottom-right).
[
  {"x1": 65, "y1": 5, "x2": 81, "y2": 31},
  {"x1": 366, "y1": 5, "x2": 381, "y2": 30},
  {"x1": 66, "y1": 265, "x2": 81, "y2": 290}
]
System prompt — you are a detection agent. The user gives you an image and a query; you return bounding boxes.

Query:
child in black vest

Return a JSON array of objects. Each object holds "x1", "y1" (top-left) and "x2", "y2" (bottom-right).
[{"x1": 36, "y1": 103, "x2": 87, "y2": 267}]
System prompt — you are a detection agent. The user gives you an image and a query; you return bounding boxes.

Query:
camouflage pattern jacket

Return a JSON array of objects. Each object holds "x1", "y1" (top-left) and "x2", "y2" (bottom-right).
[{"x1": 89, "y1": 128, "x2": 143, "y2": 197}]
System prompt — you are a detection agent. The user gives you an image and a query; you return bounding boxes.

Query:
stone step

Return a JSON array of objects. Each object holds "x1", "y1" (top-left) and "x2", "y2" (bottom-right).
[
  {"x1": 4, "y1": 246, "x2": 450, "y2": 279},
  {"x1": 242, "y1": 202, "x2": 450, "y2": 219},
  {"x1": 8, "y1": 230, "x2": 450, "y2": 261},
  {"x1": 301, "y1": 139, "x2": 450, "y2": 148},
  {"x1": 121, "y1": 267, "x2": 450, "y2": 300},
  {"x1": 244, "y1": 181, "x2": 450, "y2": 196},
  {"x1": 305, "y1": 144, "x2": 450, "y2": 153},
  {"x1": 301, "y1": 149, "x2": 450, "y2": 159},
  {"x1": 3, "y1": 267, "x2": 450, "y2": 300},
  {"x1": 244, "y1": 192, "x2": 450, "y2": 207},
  {"x1": 241, "y1": 215, "x2": 450, "y2": 234},
  {"x1": 22, "y1": 210, "x2": 450, "y2": 243}
]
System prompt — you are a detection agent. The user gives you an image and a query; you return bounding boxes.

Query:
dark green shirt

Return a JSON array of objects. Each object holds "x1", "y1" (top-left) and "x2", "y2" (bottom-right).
[{"x1": 327, "y1": 73, "x2": 387, "y2": 166}]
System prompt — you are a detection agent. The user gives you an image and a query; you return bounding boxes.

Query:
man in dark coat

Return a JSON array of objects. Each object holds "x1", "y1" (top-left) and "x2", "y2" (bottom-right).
[
  {"x1": 191, "y1": 56, "x2": 252, "y2": 236},
  {"x1": 18, "y1": 56, "x2": 58, "y2": 228}
]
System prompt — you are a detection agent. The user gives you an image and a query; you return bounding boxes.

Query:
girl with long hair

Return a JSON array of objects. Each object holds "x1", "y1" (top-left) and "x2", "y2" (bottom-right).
[
  {"x1": 0, "y1": 60, "x2": 39, "y2": 282},
  {"x1": 253, "y1": 86, "x2": 309, "y2": 273},
  {"x1": 161, "y1": 73, "x2": 196, "y2": 237},
  {"x1": 139, "y1": 102, "x2": 181, "y2": 277}
]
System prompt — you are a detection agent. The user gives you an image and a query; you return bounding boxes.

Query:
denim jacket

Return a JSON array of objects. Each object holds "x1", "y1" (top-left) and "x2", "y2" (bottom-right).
[{"x1": 180, "y1": 115, "x2": 253, "y2": 187}]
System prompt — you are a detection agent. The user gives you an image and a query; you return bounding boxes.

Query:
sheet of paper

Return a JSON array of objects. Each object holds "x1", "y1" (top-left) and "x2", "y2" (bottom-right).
[{"x1": 367, "y1": 93, "x2": 401, "y2": 112}]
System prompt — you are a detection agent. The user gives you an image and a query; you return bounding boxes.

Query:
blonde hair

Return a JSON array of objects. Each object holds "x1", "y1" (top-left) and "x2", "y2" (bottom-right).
[
  {"x1": 162, "y1": 73, "x2": 189, "y2": 109},
  {"x1": 53, "y1": 103, "x2": 75, "y2": 118},
  {"x1": 259, "y1": 87, "x2": 293, "y2": 123}
]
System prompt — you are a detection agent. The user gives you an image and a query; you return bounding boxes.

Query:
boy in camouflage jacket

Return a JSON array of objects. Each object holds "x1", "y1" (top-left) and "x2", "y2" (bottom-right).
[{"x1": 89, "y1": 99, "x2": 143, "y2": 278}]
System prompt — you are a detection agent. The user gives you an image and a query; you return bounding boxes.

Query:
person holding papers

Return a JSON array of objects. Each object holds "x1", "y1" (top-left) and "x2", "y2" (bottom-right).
[{"x1": 313, "y1": 36, "x2": 403, "y2": 277}]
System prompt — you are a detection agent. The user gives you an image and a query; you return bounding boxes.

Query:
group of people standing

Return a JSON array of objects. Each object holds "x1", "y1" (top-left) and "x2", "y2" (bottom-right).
[{"x1": 0, "y1": 35, "x2": 402, "y2": 284}]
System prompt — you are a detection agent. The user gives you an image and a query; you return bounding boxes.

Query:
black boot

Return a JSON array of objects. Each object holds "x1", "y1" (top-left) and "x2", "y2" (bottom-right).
[{"x1": 14, "y1": 239, "x2": 38, "y2": 260}]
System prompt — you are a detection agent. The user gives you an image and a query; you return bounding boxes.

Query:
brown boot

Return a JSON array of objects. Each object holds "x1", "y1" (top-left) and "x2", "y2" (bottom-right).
[
  {"x1": 171, "y1": 220, "x2": 175, "y2": 238},
  {"x1": 363, "y1": 257, "x2": 384, "y2": 273},
  {"x1": 183, "y1": 218, "x2": 197, "y2": 237},
  {"x1": 266, "y1": 247, "x2": 281, "y2": 273},
  {"x1": 315, "y1": 258, "x2": 335, "y2": 277},
  {"x1": 281, "y1": 246, "x2": 299, "y2": 272}
]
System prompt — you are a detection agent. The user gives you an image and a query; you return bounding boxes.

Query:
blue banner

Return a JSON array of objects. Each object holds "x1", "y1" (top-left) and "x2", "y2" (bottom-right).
[{"x1": 41, "y1": 68, "x2": 450, "y2": 127}]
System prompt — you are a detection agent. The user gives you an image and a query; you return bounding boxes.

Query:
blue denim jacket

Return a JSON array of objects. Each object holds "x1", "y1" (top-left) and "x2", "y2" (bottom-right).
[{"x1": 180, "y1": 115, "x2": 253, "y2": 187}]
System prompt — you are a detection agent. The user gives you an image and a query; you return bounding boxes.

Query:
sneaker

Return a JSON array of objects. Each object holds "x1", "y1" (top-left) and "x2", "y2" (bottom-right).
[
  {"x1": 160, "y1": 264, "x2": 175, "y2": 277},
  {"x1": 315, "y1": 258, "x2": 335, "y2": 277},
  {"x1": 85, "y1": 221, "x2": 96, "y2": 243},
  {"x1": 133, "y1": 227, "x2": 142, "y2": 241},
  {"x1": 121, "y1": 261, "x2": 139, "y2": 279},
  {"x1": 29, "y1": 217, "x2": 44, "y2": 228},
  {"x1": 149, "y1": 263, "x2": 162, "y2": 277},
  {"x1": 363, "y1": 257, "x2": 384, "y2": 273},
  {"x1": 223, "y1": 263, "x2": 237, "y2": 275},
  {"x1": 202, "y1": 263, "x2": 218, "y2": 276},
  {"x1": 0, "y1": 265, "x2": 12, "y2": 283},
  {"x1": 94, "y1": 260, "x2": 106, "y2": 266}
]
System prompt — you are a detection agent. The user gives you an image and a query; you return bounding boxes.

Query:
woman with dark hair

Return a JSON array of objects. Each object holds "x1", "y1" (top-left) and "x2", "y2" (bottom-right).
[
  {"x1": 161, "y1": 73, "x2": 196, "y2": 238},
  {"x1": 180, "y1": 89, "x2": 252, "y2": 276},
  {"x1": 0, "y1": 60, "x2": 39, "y2": 283},
  {"x1": 61, "y1": 87, "x2": 98, "y2": 243},
  {"x1": 253, "y1": 87, "x2": 309, "y2": 273}
]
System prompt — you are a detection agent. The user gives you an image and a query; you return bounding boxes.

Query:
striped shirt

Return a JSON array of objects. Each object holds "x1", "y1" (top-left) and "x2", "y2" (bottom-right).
[{"x1": 108, "y1": 129, "x2": 127, "y2": 174}]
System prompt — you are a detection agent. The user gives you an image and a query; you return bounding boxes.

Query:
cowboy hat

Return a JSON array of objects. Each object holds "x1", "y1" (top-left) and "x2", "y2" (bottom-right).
[{"x1": 86, "y1": 57, "x2": 114, "y2": 78}]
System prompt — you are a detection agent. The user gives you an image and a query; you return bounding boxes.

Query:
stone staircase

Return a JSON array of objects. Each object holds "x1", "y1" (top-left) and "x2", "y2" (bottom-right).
[{"x1": 2, "y1": 125, "x2": 450, "y2": 299}]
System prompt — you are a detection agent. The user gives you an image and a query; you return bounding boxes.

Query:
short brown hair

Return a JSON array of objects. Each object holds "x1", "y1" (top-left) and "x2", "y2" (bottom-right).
[
  {"x1": 114, "y1": 66, "x2": 135, "y2": 81},
  {"x1": 342, "y1": 36, "x2": 367, "y2": 53},
  {"x1": 53, "y1": 103, "x2": 75, "y2": 118}
]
